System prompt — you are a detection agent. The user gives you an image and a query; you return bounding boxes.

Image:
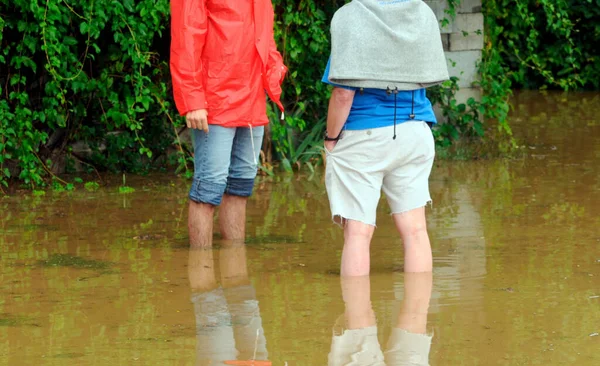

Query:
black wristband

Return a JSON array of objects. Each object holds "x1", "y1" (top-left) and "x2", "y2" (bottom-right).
[{"x1": 324, "y1": 131, "x2": 342, "y2": 141}]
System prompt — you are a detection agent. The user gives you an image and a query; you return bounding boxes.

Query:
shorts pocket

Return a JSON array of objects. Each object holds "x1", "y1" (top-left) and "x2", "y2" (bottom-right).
[
  {"x1": 420, "y1": 122, "x2": 435, "y2": 158},
  {"x1": 324, "y1": 130, "x2": 354, "y2": 155},
  {"x1": 324, "y1": 142, "x2": 337, "y2": 155}
]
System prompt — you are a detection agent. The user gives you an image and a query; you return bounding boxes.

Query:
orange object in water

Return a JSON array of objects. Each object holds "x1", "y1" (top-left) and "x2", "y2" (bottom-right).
[{"x1": 224, "y1": 361, "x2": 272, "y2": 366}]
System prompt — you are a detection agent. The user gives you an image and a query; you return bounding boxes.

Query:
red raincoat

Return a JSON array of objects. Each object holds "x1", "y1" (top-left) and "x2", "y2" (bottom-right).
[{"x1": 170, "y1": 0, "x2": 286, "y2": 127}]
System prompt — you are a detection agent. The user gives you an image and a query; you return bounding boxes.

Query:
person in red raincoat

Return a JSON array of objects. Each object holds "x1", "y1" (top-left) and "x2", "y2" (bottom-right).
[{"x1": 170, "y1": 0, "x2": 286, "y2": 247}]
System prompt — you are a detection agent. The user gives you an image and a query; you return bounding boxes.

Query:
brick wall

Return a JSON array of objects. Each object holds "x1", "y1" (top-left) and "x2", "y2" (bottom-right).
[{"x1": 425, "y1": 0, "x2": 484, "y2": 89}]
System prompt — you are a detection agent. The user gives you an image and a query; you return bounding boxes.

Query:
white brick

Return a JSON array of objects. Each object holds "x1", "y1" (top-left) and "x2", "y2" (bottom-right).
[
  {"x1": 425, "y1": 1, "x2": 483, "y2": 32},
  {"x1": 441, "y1": 34, "x2": 450, "y2": 51},
  {"x1": 449, "y1": 31, "x2": 484, "y2": 51},
  {"x1": 453, "y1": 87, "x2": 482, "y2": 105},
  {"x1": 424, "y1": 0, "x2": 447, "y2": 20},
  {"x1": 458, "y1": 0, "x2": 482, "y2": 13},
  {"x1": 454, "y1": 13, "x2": 484, "y2": 33},
  {"x1": 424, "y1": 0, "x2": 454, "y2": 34},
  {"x1": 446, "y1": 50, "x2": 482, "y2": 88}
]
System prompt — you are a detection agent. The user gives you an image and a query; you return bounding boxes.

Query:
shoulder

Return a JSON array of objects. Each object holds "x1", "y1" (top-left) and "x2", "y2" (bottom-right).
[{"x1": 331, "y1": 2, "x2": 356, "y2": 26}]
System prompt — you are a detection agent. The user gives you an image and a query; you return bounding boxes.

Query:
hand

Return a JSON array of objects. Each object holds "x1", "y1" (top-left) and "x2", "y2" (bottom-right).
[
  {"x1": 324, "y1": 140, "x2": 337, "y2": 153},
  {"x1": 186, "y1": 109, "x2": 209, "y2": 133},
  {"x1": 279, "y1": 65, "x2": 287, "y2": 83}
]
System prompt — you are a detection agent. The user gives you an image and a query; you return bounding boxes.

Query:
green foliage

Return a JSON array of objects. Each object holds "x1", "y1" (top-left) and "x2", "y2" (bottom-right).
[
  {"x1": 0, "y1": 0, "x2": 185, "y2": 189},
  {"x1": 84, "y1": 181, "x2": 100, "y2": 191},
  {"x1": 119, "y1": 173, "x2": 135, "y2": 193},
  {"x1": 487, "y1": 0, "x2": 600, "y2": 90},
  {"x1": 119, "y1": 186, "x2": 135, "y2": 194},
  {"x1": 267, "y1": 0, "x2": 337, "y2": 172},
  {"x1": 427, "y1": 78, "x2": 486, "y2": 146},
  {"x1": 428, "y1": 0, "x2": 516, "y2": 152},
  {"x1": 3, "y1": 0, "x2": 593, "y2": 187}
]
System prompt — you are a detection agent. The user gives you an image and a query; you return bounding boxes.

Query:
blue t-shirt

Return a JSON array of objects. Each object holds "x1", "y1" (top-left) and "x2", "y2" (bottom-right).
[{"x1": 322, "y1": 59, "x2": 437, "y2": 130}]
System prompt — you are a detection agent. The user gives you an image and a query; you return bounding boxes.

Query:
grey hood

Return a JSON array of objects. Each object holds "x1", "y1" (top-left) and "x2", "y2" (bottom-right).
[{"x1": 328, "y1": 0, "x2": 449, "y2": 90}]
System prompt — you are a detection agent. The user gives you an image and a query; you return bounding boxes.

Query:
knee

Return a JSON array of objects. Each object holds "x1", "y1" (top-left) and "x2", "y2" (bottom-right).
[
  {"x1": 188, "y1": 200, "x2": 215, "y2": 218},
  {"x1": 344, "y1": 220, "x2": 375, "y2": 241},
  {"x1": 403, "y1": 221, "x2": 428, "y2": 240}
]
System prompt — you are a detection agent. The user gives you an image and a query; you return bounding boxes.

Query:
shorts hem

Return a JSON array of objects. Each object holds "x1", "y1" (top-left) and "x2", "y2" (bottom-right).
[
  {"x1": 389, "y1": 200, "x2": 432, "y2": 216},
  {"x1": 331, "y1": 214, "x2": 377, "y2": 228}
]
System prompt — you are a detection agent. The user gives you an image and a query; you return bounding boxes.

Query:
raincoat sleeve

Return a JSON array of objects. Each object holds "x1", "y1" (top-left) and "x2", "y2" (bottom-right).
[
  {"x1": 170, "y1": 0, "x2": 208, "y2": 116},
  {"x1": 267, "y1": 37, "x2": 287, "y2": 84},
  {"x1": 264, "y1": 36, "x2": 287, "y2": 110}
]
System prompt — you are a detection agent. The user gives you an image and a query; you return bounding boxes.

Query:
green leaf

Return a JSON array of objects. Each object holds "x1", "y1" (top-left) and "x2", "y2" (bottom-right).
[
  {"x1": 281, "y1": 158, "x2": 293, "y2": 173},
  {"x1": 85, "y1": 182, "x2": 100, "y2": 192}
]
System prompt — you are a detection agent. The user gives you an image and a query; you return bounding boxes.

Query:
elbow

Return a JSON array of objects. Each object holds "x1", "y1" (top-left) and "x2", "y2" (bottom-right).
[{"x1": 332, "y1": 87, "x2": 355, "y2": 106}]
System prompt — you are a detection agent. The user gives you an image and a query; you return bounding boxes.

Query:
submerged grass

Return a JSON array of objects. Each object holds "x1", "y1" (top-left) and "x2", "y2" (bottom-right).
[
  {"x1": 435, "y1": 137, "x2": 526, "y2": 161},
  {"x1": 51, "y1": 353, "x2": 85, "y2": 359},
  {"x1": 0, "y1": 316, "x2": 20, "y2": 327},
  {"x1": 245, "y1": 235, "x2": 301, "y2": 245},
  {"x1": 40, "y1": 253, "x2": 112, "y2": 270},
  {"x1": 0, "y1": 314, "x2": 37, "y2": 327}
]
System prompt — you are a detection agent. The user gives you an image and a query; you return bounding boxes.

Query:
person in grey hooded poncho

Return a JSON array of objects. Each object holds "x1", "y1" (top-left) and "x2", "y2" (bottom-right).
[{"x1": 322, "y1": 0, "x2": 448, "y2": 277}]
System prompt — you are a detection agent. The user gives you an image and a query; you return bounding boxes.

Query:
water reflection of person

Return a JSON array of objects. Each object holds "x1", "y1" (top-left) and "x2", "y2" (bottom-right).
[
  {"x1": 328, "y1": 272, "x2": 433, "y2": 366},
  {"x1": 188, "y1": 244, "x2": 268, "y2": 365}
]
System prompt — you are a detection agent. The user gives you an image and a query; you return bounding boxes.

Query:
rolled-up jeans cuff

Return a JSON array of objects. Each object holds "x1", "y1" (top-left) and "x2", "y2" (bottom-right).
[
  {"x1": 224, "y1": 177, "x2": 255, "y2": 197},
  {"x1": 189, "y1": 178, "x2": 226, "y2": 206}
]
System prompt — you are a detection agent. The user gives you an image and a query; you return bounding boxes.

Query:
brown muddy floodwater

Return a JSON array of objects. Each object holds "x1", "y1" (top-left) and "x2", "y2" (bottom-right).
[{"x1": 1, "y1": 91, "x2": 599, "y2": 365}]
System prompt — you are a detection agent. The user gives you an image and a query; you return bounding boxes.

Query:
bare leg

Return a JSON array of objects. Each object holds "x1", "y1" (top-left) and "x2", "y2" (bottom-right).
[
  {"x1": 341, "y1": 275, "x2": 376, "y2": 329},
  {"x1": 395, "y1": 271, "x2": 433, "y2": 334},
  {"x1": 189, "y1": 201, "x2": 216, "y2": 248},
  {"x1": 219, "y1": 242, "x2": 250, "y2": 288},
  {"x1": 341, "y1": 220, "x2": 376, "y2": 277},
  {"x1": 383, "y1": 272, "x2": 433, "y2": 365},
  {"x1": 188, "y1": 247, "x2": 217, "y2": 292},
  {"x1": 219, "y1": 194, "x2": 248, "y2": 241},
  {"x1": 219, "y1": 241, "x2": 268, "y2": 361},
  {"x1": 392, "y1": 207, "x2": 432, "y2": 273}
]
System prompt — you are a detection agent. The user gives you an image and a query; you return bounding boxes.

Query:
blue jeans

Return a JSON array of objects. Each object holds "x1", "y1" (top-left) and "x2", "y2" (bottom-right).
[{"x1": 190, "y1": 125, "x2": 264, "y2": 206}]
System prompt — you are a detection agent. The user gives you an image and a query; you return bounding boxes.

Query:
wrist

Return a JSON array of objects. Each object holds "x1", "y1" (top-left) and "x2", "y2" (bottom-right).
[{"x1": 325, "y1": 130, "x2": 342, "y2": 141}]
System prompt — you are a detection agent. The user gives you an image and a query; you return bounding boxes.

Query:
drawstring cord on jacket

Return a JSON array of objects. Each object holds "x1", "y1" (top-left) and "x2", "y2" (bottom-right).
[
  {"x1": 387, "y1": 87, "x2": 416, "y2": 140},
  {"x1": 393, "y1": 91, "x2": 398, "y2": 140},
  {"x1": 387, "y1": 86, "x2": 399, "y2": 140},
  {"x1": 250, "y1": 108, "x2": 283, "y2": 167},
  {"x1": 410, "y1": 90, "x2": 416, "y2": 120},
  {"x1": 249, "y1": 123, "x2": 257, "y2": 166}
]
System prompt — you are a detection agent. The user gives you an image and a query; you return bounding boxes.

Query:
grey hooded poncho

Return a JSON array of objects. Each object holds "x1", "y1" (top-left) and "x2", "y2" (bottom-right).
[{"x1": 328, "y1": 0, "x2": 449, "y2": 90}]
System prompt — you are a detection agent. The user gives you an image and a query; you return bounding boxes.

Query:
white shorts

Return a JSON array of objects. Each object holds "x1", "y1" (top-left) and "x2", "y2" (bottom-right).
[
  {"x1": 328, "y1": 325, "x2": 432, "y2": 366},
  {"x1": 328, "y1": 325, "x2": 385, "y2": 366},
  {"x1": 325, "y1": 121, "x2": 435, "y2": 226},
  {"x1": 384, "y1": 328, "x2": 433, "y2": 366}
]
